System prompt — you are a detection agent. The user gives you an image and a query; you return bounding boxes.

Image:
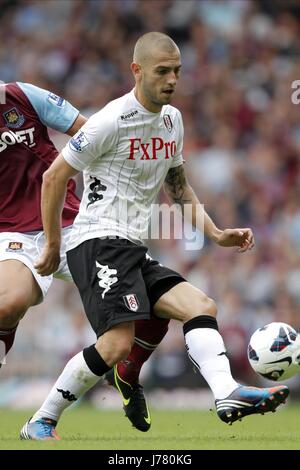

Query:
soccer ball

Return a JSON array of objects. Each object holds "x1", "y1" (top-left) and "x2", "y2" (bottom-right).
[{"x1": 248, "y1": 322, "x2": 300, "y2": 381}]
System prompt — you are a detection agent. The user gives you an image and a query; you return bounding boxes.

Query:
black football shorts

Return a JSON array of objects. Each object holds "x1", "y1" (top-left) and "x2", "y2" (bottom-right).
[{"x1": 67, "y1": 237, "x2": 185, "y2": 337}]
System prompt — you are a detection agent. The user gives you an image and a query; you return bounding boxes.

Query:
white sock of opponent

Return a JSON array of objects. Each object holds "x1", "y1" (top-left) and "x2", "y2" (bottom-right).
[
  {"x1": 184, "y1": 316, "x2": 239, "y2": 400},
  {"x1": 32, "y1": 346, "x2": 110, "y2": 422}
]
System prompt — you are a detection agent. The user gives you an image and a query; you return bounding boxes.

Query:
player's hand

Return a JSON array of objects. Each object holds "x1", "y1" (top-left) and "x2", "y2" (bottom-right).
[
  {"x1": 34, "y1": 245, "x2": 60, "y2": 276},
  {"x1": 215, "y1": 228, "x2": 254, "y2": 253}
]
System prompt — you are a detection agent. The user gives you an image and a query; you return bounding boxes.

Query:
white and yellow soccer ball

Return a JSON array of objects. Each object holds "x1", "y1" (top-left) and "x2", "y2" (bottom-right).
[{"x1": 248, "y1": 322, "x2": 300, "y2": 381}]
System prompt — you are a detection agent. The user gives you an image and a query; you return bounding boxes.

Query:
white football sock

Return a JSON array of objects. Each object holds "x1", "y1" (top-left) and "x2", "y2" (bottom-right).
[
  {"x1": 185, "y1": 328, "x2": 239, "y2": 399},
  {"x1": 32, "y1": 351, "x2": 101, "y2": 422}
]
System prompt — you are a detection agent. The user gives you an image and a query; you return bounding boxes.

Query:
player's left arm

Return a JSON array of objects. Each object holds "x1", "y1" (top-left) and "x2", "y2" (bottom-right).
[
  {"x1": 35, "y1": 107, "x2": 117, "y2": 276},
  {"x1": 163, "y1": 164, "x2": 254, "y2": 252},
  {"x1": 34, "y1": 154, "x2": 78, "y2": 276}
]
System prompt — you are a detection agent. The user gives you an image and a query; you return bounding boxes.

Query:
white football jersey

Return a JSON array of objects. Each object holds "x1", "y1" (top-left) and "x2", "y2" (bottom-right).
[{"x1": 62, "y1": 89, "x2": 184, "y2": 250}]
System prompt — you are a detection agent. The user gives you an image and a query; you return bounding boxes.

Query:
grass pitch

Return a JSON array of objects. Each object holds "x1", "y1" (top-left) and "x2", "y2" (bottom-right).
[{"x1": 0, "y1": 404, "x2": 300, "y2": 450}]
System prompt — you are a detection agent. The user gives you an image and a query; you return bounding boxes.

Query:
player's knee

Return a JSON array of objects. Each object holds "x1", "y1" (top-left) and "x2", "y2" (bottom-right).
[
  {"x1": 202, "y1": 296, "x2": 217, "y2": 318},
  {"x1": 116, "y1": 334, "x2": 134, "y2": 360},
  {"x1": 96, "y1": 323, "x2": 134, "y2": 366},
  {"x1": 184, "y1": 294, "x2": 217, "y2": 321},
  {"x1": 102, "y1": 337, "x2": 133, "y2": 364},
  {"x1": 109, "y1": 341, "x2": 132, "y2": 364},
  {"x1": 0, "y1": 295, "x2": 27, "y2": 328}
]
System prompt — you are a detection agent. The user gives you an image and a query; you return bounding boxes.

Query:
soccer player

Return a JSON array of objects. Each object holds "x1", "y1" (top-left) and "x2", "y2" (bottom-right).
[
  {"x1": 0, "y1": 81, "x2": 168, "y2": 434},
  {"x1": 0, "y1": 81, "x2": 84, "y2": 366},
  {"x1": 20, "y1": 32, "x2": 289, "y2": 441}
]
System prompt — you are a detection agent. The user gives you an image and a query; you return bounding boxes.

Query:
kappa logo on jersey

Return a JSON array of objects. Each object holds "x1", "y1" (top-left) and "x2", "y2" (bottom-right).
[
  {"x1": 123, "y1": 294, "x2": 139, "y2": 312},
  {"x1": 0, "y1": 127, "x2": 36, "y2": 152},
  {"x1": 6, "y1": 242, "x2": 23, "y2": 252},
  {"x1": 3, "y1": 107, "x2": 25, "y2": 128},
  {"x1": 47, "y1": 92, "x2": 65, "y2": 107},
  {"x1": 163, "y1": 114, "x2": 173, "y2": 133},
  {"x1": 87, "y1": 176, "x2": 107, "y2": 207},
  {"x1": 69, "y1": 131, "x2": 90, "y2": 153},
  {"x1": 95, "y1": 261, "x2": 118, "y2": 299},
  {"x1": 120, "y1": 109, "x2": 138, "y2": 120},
  {"x1": 128, "y1": 137, "x2": 177, "y2": 160}
]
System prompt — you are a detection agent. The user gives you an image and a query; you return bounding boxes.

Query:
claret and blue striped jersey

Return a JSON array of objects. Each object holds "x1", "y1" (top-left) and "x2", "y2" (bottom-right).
[{"x1": 0, "y1": 82, "x2": 80, "y2": 232}]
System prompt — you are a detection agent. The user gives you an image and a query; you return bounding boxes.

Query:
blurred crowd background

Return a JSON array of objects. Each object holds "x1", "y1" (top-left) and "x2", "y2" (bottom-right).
[{"x1": 1, "y1": 0, "x2": 300, "y2": 407}]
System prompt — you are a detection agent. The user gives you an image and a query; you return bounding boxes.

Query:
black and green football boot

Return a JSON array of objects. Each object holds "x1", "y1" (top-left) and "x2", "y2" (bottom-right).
[{"x1": 106, "y1": 365, "x2": 151, "y2": 432}]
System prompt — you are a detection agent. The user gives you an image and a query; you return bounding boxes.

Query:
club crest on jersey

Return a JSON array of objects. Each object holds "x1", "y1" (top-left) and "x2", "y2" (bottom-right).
[
  {"x1": 69, "y1": 131, "x2": 90, "y2": 153},
  {"x1": 3, "y1": 107, "x2": 25, "y2": 129},
  {"x1": 123, "y1": 294, "x2": 139, "y2": 312},
  {"x1": 6, "y1": 242, "x2": 23, "y2": 252},
  {"x1": 163, "y1": 114, "x2": 173, "y2": 133},
  {"x1": 47, "y1": 92, "x2": 65, "y2": 107}
]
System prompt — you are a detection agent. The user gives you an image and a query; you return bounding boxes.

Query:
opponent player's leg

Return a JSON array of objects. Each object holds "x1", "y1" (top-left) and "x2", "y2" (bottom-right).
[
  {"x1": 0, "y1": 260, "x2": 42, "y2": 366},
  {"x1": 154, "y1": 281, "x2": 289, "y2": 424}
]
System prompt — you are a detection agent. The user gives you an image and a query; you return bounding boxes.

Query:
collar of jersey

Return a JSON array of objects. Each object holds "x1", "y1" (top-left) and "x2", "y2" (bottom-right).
[{"x1": 130, "y1": 88, "x2": 163, "y2": 116}]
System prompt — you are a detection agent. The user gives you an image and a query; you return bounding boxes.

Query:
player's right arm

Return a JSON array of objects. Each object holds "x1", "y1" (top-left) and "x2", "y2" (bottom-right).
[
  {"x1": 34, "y1": 154, "x2": 78, "y2": 276},
  {"x1": 35, "y1": 107, "x2": 117, "y2": 276}
]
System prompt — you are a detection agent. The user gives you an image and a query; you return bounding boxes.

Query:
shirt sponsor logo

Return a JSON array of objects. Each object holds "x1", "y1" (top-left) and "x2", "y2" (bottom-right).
[
  {"x1": 3, "y1": 107, "x2": 25, "y2": 128},
  {"x1": 47, "y1": 92, "x2": 65, "y2": 107},
  {"x1": 120, "y1": 110, "x2": 138, "y2": 120},
  {"x1": 0, "y1": 127, "x2": 35, "y2": 152},
  {"x1": 69, "y1": 131, "x2": 89, "y2": 152},
  {"x1": 128, "y1": 137, "x2": 177, "y2": 160},
  {"x1": 123, "y1": 294, "x2": 139, "y2": 312},
  {"x1": 6, "y1": 242, "x2": 23, "y2": 252},
  {"x1": 163, "y1": 114, "x2": 173, "y2": 133}
]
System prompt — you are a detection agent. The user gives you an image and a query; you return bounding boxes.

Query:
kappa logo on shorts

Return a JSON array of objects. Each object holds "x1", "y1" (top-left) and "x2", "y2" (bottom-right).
[
  {"x1": 6, "y1": 242, "x2": 23, "y2": 252},
  {"x1": 95, "y1": 261, "x2": 118, "y2": 299},
  {"x1": 123, "y1": 294, "x2": 139, "y2": 312}
]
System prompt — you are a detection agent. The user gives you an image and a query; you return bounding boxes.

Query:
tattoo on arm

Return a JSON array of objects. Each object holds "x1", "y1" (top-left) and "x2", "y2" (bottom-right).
[{"x1": 164, "y1": 165, "x2": 191, "y2": 207}]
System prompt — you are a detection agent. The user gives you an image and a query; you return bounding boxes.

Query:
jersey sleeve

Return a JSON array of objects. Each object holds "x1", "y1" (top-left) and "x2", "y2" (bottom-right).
[
  {"x1": 17, "y1": 82, "x2": 79, "y2": 133},
  {"x1": 170, "y1": 111, "x2": 184, "y2": 168},
  {"x1": 61, "y1": 108, "x2": 117, "y2": 171}
]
